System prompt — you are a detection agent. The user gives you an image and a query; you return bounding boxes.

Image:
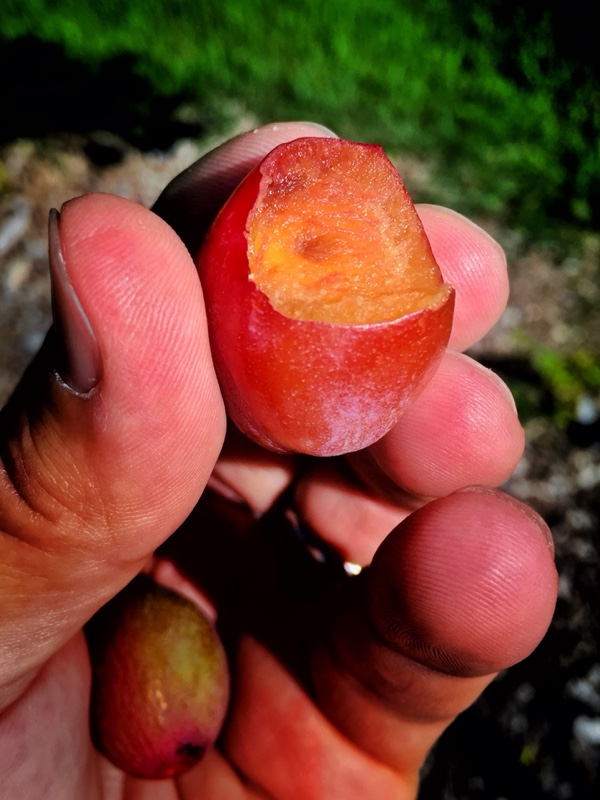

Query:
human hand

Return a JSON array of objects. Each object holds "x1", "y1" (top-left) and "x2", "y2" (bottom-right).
[{"x1": 0, "y1": 122, "x2": 557, "y2": 799}]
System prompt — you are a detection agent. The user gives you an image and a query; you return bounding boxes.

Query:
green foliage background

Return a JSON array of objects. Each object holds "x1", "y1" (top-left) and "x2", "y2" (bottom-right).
[{"x1": 2, "y1": 0, "x2": 598, "y2": 229}]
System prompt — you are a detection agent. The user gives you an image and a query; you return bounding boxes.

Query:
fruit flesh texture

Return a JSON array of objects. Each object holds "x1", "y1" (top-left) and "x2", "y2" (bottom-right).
[
  {"x1": 87, "y1": 578, "x2": 229, "y2": 779},
  {"x1": 247, "y1": 138, "x2": 452, "y2": 324},
  {"x1": 197, "y1": 138, "x2": 454, "y2": 456}
]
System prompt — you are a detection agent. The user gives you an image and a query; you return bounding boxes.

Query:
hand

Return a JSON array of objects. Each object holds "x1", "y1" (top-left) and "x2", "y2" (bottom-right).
[{"x1": 0, "y1": 122, "x2": 557, "y2": 799}]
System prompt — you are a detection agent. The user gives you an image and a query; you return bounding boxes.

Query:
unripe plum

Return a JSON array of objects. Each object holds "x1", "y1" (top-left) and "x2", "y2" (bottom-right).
[
  {"x1": 196, "y1": 137, "x2": 455, "y2": 456},
  {"x1": 87, "y1": 577, "x2": 229, "y2": 779}
]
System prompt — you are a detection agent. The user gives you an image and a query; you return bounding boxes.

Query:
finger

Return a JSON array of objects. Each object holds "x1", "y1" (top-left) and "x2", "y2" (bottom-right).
[
  {"x1": 417, "y1": 205, "x2": 509, "y2": 352},
  {"x1": 224, "y1": 636, "x2": 411, "y2": 800},
  {"x1": 177, "y1": 747, "x2": 270, "y2": 799},
  {"x1": 294, "y1": 460, "x2": 409, "y2": 567},
  {"x1": 152, "y1": 121, "x2": 337, "y2": 256},
  {"x1": 363, "y1": 350, "x2": 525, "y2": 500},
  {"x1": 310, "y1": 488, "x2": 558, "y2": 778},
  {"x1": 208, "y1": 425, "x2": 296, "y2": 516},
  {"x1": 0, "y1": 193, "x2": 225, "y2": 705}
]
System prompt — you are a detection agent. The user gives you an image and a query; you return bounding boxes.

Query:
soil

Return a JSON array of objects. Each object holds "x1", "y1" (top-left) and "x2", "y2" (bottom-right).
[{"x1": 0, "y1": 129, "x2": 599, "y2": 799}]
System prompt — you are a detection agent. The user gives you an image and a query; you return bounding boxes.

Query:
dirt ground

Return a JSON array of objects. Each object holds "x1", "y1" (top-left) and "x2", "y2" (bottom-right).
[{"x1": 1, "y1": 131, "x2": 599, "y2": 798}]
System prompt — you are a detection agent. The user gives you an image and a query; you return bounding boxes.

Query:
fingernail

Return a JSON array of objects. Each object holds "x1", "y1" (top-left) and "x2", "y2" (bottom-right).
[
  {"x1": 297, "y1": 122, "x2": 339, "y2": 138},
  {"x1": 48, "y1": 208, "x2": 102, "y2": 393}
]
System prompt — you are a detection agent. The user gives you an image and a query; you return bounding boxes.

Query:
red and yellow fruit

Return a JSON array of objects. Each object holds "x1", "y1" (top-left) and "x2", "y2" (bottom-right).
[
  {"x1": 196, "y1": 137, "x2": 454, "y2": 456},
  {"x1": 87, "y1": 578, "x2": 229, "y2": 779}
]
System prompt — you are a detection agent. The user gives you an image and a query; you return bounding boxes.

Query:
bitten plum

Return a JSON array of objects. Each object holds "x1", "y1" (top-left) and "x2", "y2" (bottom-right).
[
  {"x1": 196, "y1": 137, "x2": 454, "y2": 456},
  {"x1": 87, "y1": 577, "x2": 229, "y2": 779}
]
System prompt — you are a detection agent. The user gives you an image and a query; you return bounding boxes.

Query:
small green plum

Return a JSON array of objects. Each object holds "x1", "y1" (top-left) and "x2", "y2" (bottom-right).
[{"x1": 86, "y1": 576, "x2": 229, "y2": 779}]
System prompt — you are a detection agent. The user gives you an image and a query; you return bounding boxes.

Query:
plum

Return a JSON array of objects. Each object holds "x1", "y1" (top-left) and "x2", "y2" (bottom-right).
[
  {"x1": 196, "y1": 137, "x2": 454, "y2": 456},
  {"x1": 87, "y1": 577, "x2": 229, "y2": 779}
]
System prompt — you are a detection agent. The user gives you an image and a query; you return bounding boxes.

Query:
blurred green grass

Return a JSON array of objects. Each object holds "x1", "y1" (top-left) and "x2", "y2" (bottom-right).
[{"x1": 1, "y1": 0, "x2": 599, "y2": 229}]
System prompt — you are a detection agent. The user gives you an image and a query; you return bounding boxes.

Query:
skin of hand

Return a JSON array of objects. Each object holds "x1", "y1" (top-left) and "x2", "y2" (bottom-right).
[{"x1": 0, "y1": 122, "x2": 557, "y2": 800}]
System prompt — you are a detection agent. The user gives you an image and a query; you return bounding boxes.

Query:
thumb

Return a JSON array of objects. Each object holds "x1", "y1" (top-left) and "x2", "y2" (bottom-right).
[{"x1": 0, "y1": 193, "x2": 225, "y2": 705}]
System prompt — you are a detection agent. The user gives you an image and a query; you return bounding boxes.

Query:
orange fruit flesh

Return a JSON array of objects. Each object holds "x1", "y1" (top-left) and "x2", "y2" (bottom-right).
[{"x1": 246, "y1": 139, "x2": 451, "y2": 325}]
